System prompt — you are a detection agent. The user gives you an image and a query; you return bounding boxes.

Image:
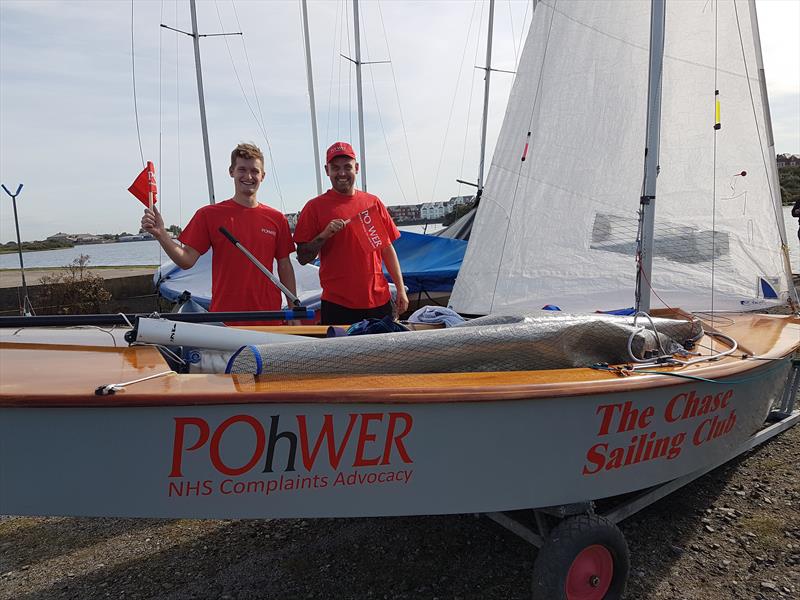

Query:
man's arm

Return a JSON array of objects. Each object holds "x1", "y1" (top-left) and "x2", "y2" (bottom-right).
[
  {"x1": 381, "y1": 244, "x2": 408, "y2": 317},
  {"x1": 276, "y1": 257, "x2": 297, "y2": 301},
  {"x1": 792, "y1": 199, "x2": 800, "y2": 218},
  {"x1": 141, "y1": 206, "x2": 200, "y2": 269},
  {"x1": 296, "y1": 219, "x2": 349, "y2": 264}
]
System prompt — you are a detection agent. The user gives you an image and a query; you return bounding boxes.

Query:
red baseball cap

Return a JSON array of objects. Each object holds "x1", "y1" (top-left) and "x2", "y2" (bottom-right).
[{"x1": 326, "y1": 141, "x2": 356, "y2": 163}]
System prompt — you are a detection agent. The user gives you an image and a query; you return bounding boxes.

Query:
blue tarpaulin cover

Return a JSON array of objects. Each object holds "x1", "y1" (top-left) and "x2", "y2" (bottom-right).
[
  {"x1": 384, "y1": 231, "x2": 467, "y2": 293},
  {"x1": 156, "y1": 230, "x2": 466, "y2": 306}
]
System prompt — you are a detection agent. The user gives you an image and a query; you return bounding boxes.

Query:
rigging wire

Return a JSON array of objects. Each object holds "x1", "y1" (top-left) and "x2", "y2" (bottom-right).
[
  {"x1": 488, "y1": 0, "x2": 558, "y2": 313},
  {"x1": 732, "y1": 2, "x2": 790, "y2": 258},
  {"x1": 376, "y1": 0, "x2": 420, "y2": 204},
  {"x1": 175, "y1": 0, "x2": 183, "y2": 230},
  {"x1": 131, "y1": 0, "x2": 146, "y2": 168},
  {"x1": 325, "y1": 0, "x2": 343, "y2": 147},
  {"x1": 711, "y1": 0, "x2": 719, "y2": 346},
  {"x1": 344, "y1": 0, "x2": 353, "y2": 142},
  {"x1": 457, "y1": 0, "x2": 485, "y2": 201},
  {"x1": 359, "y1": 6, "x2": 408, "y2": 203},
  {"x1": 222, "y1": 0, "x2": 285, "y2": 210},
  {"x1": 155, "y1": 0, "x2": 166, "y2": 282},
  {"x1": 430, "y1": 0, "x2": 482, "y2": 204}
]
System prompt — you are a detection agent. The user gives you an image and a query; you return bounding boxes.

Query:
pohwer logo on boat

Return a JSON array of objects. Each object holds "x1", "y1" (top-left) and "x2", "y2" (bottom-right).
[{"x1": 166, "y1": 412, "x2": 415, "y2": 499}]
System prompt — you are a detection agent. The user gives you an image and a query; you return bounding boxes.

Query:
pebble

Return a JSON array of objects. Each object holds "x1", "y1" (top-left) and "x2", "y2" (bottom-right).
[{"x1": 761, "y1": 581, "x2": 781, "y2": 594}]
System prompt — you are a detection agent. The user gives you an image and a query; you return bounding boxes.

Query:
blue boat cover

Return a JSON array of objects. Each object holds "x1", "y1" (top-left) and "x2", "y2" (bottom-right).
[
  {"x1": 384, "y1": 231, "x2": 467, "y2": 293},
  {"x1": 155, "y1": 231, "x2": 466, "y2": 306}
]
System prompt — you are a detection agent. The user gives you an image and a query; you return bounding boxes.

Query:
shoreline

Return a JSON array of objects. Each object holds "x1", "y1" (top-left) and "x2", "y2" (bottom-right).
[{"x1": 0, "y1": 266, "x2": 157, "y2": 289}]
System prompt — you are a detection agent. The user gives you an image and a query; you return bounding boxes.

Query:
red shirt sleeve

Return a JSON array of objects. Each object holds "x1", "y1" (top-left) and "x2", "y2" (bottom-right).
[{"x1": 178, "y1": 207, "x2": 211, "y2": 254}]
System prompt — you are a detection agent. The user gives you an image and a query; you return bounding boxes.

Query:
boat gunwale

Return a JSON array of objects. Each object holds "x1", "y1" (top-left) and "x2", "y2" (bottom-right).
[
  {"x1": 1, "y1": 313, "x2": 796, "y2": 408},
  {"x1": 1, "y1": 347, "x2": 793, "y2": 409}
]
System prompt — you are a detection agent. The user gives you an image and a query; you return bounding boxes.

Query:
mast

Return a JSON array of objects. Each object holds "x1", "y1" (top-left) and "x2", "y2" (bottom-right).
[
  {"x1": 635, "y1": 0, "x2": 666, "y2": 314},
  {"x1": 189, "y1": 0, "x2": 215, "y2": 204},
  {"x1": 477, "y1": 0, "x2": 496, "y2": 194},
  {"x1": 352, "y1": 0, "x2": 367, "y2": 191},
  {"x1": 301, "y1": 0, "x2": 323, "y2": 195}
]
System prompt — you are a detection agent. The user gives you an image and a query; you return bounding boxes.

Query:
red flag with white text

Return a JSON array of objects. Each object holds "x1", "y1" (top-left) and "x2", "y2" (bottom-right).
[
  {"x1": 351, "y1": 204, "x2": 391, "y2": 253},
  {"x1": 128, "y1": 161, "x2": 158, "y2": 207}
]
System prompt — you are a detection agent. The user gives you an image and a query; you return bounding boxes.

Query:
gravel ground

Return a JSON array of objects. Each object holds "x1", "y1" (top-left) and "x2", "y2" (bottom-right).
[{"x1": 1, "y1": 420, "x2": 797, "y2": 600}]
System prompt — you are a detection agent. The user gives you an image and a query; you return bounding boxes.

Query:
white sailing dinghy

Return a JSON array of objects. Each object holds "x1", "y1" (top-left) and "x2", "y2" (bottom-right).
[{"x1": 1, "y1": 1, "x2": 798, "y2": 598}]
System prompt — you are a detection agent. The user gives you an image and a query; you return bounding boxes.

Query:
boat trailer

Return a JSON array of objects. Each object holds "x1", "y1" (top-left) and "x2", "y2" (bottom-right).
[{"x1": 484, "y1": 358, "x2": 800, "y2": 599}]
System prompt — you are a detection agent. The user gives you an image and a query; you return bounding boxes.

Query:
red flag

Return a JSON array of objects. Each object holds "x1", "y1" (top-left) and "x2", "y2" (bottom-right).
[
  {"x1": 351, "y1": 204, "x2": 391, "y2": 253},
  {"x1": 128, "y1": 161, "x2": 158, "y2": 207}
]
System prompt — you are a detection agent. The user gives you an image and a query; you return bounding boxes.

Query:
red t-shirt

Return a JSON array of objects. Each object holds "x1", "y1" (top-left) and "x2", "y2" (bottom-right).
[
  {"x1": 179, "y1": 199, "x2": 295, "y2": 312},
  {"x1": 294, "y1": 189, "x2": 400, "y2": 309}
]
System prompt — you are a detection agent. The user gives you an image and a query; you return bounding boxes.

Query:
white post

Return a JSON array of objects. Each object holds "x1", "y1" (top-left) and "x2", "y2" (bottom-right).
[
  {"x1": 301, "y1": 0, "x2": 323, "y2": 195},
  {"x1": 190, "y1": 0, "x2": 215, "y2": 204},
  {"x1": 635, "y1": 0, "x2": 666, "y2": 314},
  {"x1": 477, "y1": 0, "x2": 496, "y2": 193},
  {"x1": 353, "y1": 0, "x2": 367, "y2": 191}
]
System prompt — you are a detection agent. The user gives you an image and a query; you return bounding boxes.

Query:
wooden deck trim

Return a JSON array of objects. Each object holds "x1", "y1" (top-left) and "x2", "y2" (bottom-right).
[{"x1": 1, "y1": 314, "x2": 797, "y2": 408}]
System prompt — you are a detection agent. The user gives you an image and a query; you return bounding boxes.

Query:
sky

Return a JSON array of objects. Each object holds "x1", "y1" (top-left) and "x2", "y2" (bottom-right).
[{"x1": 0, "y1": 0, "x2": 798, "y2": 243}]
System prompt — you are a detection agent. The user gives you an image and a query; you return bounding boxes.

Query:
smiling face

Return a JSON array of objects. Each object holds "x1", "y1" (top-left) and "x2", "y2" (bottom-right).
[
  {"x1": 325, "y1": 155, "x2": 359, "y2": 195},
  {"x1": 229, "y1": 157, "x2": 265, "y2": 199}
]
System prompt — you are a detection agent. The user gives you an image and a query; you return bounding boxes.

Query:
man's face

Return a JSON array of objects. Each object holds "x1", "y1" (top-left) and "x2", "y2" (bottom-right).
[
  {"x1": 325, "y1": 156, "x2": 358, "y2": 194},
  {"x1": 229, "y1": 157, "x2": 265, "y2": 197}
]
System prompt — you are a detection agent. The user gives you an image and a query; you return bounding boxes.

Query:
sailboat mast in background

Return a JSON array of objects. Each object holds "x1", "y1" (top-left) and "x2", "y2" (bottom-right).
[
  {"x1": 635, "y1": 0, "x2": 666, "y2": 314},
  {"x1": 352, "y1": 0, "x2": 368, "y2": 191},
  {"x1": 189, "y1": 0, "x2": 215, "y2": 204},
  {"x1": 477, "y1": 0, "x2": 496, "y2": 195},
  {"x1": 301, "y1": 0, "x2": 323, "y2": 195}
]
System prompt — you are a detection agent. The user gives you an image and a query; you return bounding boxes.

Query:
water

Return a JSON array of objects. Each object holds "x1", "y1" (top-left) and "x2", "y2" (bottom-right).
[
  {"x1": 1, "y1": 211, "x2": 797, "y2": 270},
  {"x1": 0, "y1": 224, "x2": 446, "y2": 269}
]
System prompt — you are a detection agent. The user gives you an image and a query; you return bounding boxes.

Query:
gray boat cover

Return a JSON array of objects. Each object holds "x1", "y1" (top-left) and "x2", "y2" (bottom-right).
[{"x1": 226, "y1": 312, "x2": 703, "y2": 375}]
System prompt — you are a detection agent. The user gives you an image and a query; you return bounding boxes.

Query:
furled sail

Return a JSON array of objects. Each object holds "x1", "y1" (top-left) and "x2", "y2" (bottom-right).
[{"x1": 450, "y1": 0, "x2": 794, "y2": 314}]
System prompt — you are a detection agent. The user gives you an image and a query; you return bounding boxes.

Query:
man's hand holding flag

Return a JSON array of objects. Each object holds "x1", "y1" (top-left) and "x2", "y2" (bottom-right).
[{"x1": 128, "y1": 161, "x2": 158, "y2": 208}]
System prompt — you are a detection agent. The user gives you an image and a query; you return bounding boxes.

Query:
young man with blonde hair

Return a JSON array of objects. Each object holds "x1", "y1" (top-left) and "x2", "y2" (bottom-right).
[{"x1": 142, "y1": 143, "x2": 296, "y2": 314}]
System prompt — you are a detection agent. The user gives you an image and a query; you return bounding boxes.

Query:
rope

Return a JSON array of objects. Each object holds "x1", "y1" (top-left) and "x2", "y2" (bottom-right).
[
  {"x1": 223, "y1": 1, "x2": 286, "y2": 210},
  {"x1": 131, "y1": 0, "x2": 145, "y2": 167},
  {"x1": 457, "y1": 0, "x2": 484, "y2": 201},
  {"x1": 324, "y1": 0, "x2": 342, "y2": 146},
  {"x1": 376, "y1": 0, "x2": 420, "y2": 204},
  {"x1": 488, "y1": 0, "x2": 557, "y2": 313},
  {"x1": 360, "y1": 7, "x2": 407, "y2": 203},
  {"x1": 710, "y1": 0, "x2": 719, "y2": 347},
  {"x1": 430, "y1": 0, "x2": 481, "y2": 204}
]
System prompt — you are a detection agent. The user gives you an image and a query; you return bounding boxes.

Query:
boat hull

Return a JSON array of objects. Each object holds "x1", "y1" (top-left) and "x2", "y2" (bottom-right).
[{"x1": 0, "y1": 357, "x2": 789, "y2": 519}]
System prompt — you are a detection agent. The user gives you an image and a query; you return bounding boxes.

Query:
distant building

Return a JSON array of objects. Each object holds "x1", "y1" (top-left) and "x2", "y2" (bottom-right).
[
  {"x1": 387, "y1": 204, "x2": 420, "y2": 222},
  {"x1": 446, "y1": 195, "x2": 475, "y2": 213},
  {"x1": 47, "y1": 232, "x2": 73, "y2": 242},
  {"x1": 119, "y1": 233, "x2": 154, "y2": 242},
  {"x1": 73, "y1": 233, "x2": 104, "y2": 245},
  {"x1": 777, "y1": 153, "x2": 800, "y2": 169},
  {"x1": 420, "y1": 202, "x2": 447, "y2": 220}
]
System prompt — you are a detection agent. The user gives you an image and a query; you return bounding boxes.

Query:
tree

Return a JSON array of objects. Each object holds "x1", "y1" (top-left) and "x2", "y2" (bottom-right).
[
  {"x1": 443, "y1": 200, "x2": 477, "y2": 226},
  {"x1": 779, "y1": 166, "x2": 800, "y2": 206}
]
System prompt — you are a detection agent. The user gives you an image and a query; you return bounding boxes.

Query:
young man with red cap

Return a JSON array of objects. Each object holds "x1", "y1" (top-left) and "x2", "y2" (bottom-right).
[
  {"x1": 294, "y1": 141, "x2": 408, "y2": 325},
  {"x1": 141, "y1": 143, "x2": 296, "y2": 314}
]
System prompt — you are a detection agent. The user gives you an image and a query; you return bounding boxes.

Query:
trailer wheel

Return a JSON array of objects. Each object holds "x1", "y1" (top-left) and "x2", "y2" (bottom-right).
[{"x1": 531, "y1": 514, "x2": 629, "y2": 600}]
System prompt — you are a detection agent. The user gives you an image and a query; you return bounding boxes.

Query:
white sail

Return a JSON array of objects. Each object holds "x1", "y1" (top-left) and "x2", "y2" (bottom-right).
[{"x1": 450, "y1": 0, "x2": 794, "y2": 314}]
